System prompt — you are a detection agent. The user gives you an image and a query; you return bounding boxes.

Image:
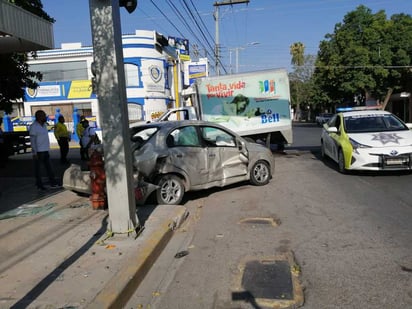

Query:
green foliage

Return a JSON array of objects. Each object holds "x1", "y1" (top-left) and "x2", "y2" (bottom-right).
[
  {"x1": 290, "y1": 42, "x2": 305, "y2": 66},
  {"x1": 313, "y1": 5, "x2": 412, "y2": 105},
  {"x1": 289, "y1": 55, "x2": 317, "y2": 109},
  {"x1": 1, "y1": 0, "x2": 53, "y2": 113},
  {"x1": 0, "y1": 53, "x2": 42, "y2": 114}
]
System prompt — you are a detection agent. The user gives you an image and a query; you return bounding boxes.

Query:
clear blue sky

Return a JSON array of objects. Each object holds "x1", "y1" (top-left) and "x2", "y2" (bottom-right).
[{"x1": 41, "y1": 0, "x2": 411, "y2": 73}]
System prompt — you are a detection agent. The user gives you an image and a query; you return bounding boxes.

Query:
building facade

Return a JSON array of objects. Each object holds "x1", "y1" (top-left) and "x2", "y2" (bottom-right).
[{"x1": 24, "y1": 30, "x2": 180, "y2": 128}]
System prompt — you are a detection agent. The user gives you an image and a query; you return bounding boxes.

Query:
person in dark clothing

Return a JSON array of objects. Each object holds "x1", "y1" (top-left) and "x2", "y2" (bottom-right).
[{"x1": 76, "y1": 115, "x2": 87, "y2": 160}]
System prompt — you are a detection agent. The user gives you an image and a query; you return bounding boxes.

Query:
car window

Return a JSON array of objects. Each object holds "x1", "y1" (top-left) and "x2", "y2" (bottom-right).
[
  {"x1": 169, "y1": 126, "x2": 201, "y2": 147},
  {"x1": 344, "y1": 114, "x2": 408, "y2": 133},
  {"x1": 130, "y1": 127, "x2": 158, "y2": 146},
  {"x1": 327, "y1": 114, "x2": 337, "y2": 127},
  {"x1": 200, "y1": 126, "x2": 236, "y2": 147}
]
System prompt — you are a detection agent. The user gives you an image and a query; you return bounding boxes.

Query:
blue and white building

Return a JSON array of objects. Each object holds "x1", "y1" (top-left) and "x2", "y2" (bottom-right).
[{"x1": 24, "y1": 30, "x2": 182, "y2": 127}]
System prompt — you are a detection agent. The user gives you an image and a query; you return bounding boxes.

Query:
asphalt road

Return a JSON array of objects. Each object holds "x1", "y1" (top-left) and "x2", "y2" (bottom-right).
[{"x1": 127, "y1": 123, "x2": 412, "y2": 309}]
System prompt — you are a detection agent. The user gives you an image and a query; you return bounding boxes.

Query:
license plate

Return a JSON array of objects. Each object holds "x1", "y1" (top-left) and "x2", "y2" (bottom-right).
[{"x1": 385, "y1": 157, "x2": 408, "y2": 166}]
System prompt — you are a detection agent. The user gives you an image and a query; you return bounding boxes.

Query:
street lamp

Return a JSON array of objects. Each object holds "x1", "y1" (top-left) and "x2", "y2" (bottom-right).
[{"x1": 229, "y1": 42, "x2": 260, "y2": 74}]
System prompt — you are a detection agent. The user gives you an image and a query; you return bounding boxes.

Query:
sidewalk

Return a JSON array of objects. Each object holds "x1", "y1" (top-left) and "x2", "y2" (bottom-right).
[{"x1": 0, "y1": 145, "x2": 188, "y2": 308}]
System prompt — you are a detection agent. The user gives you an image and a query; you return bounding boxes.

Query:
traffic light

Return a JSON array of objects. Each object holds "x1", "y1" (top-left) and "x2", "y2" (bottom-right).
[
  {"x1": 119, "y1": 0, "x2": 137, "y2": 14},
  {"x1": 155, "y1": 32, "x2": 168, "y2": 53}
]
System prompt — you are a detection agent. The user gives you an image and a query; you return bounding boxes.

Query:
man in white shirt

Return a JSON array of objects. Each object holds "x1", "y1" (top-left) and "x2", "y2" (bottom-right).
[{"x1": 30, "y1": 110, "x2": 59, "y2": 191}]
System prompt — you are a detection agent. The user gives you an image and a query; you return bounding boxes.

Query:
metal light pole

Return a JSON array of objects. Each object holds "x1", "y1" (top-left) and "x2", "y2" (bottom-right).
[
  {"x1": 213, "y1": 0, "x2": 250, "y2": 76},
  {"x1": 229, "y1": 42, "x2": 260, "y2": 74}
]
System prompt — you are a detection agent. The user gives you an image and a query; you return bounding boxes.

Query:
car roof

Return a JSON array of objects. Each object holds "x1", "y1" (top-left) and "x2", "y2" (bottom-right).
[
  {"x1": 339, "y1": 110, "x2": 391, "y2": 117},
  {"x1": 130, "y1": 120, "x2": 239, "y2": 135}
]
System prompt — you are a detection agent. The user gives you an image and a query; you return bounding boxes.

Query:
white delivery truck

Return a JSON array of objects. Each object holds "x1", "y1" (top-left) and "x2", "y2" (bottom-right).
[{"x1": 158, "y1": 68, "x2": 293, "y2": 150}]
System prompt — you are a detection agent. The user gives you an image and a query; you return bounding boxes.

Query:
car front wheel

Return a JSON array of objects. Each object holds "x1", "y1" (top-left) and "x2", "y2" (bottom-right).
[
  {"x1": 250, "y1": 160, "x2": 271, "y2": 186},
  {"x1": 338, "y1": 149, "x2": 346, "y2": 174},
  {"x1": 156, "y1": 174, "x2": 185, "y2": 205},
  {"x1": 321, "y1": 141, "x2": 326, "y2": 159}
]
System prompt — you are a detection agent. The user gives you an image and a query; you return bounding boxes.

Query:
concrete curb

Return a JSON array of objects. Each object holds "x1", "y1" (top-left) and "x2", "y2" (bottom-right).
[{"x1": 88, "y1": 205, "x2": 188, "y2": 309}]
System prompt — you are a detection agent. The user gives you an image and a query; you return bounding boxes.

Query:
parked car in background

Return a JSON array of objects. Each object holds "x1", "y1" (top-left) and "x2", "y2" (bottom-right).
[
  {"x1": 131, "y1": 120, "x2": 275, "y2": 205},
  {"x1": 321, "y1": 107, "x2": 412, "y2": 173},
  {"x1": 315, "y1": 113, "x2": 334, "y2": 126}
]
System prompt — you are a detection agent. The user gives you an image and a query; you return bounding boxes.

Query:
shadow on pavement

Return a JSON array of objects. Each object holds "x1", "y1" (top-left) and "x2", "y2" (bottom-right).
[
  {"x1": 0, "y1": 149, "x2": 85, "y2": 214},
  {"x1": 10, "y1": 214, "x2": 109, "y2": 309}
]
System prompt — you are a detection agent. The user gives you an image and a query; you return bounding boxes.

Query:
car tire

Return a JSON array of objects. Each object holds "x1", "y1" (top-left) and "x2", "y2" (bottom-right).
[
  {"x1": 156, "y1": 174, "x2": 185, "y2": 205},
  {"x1": 320, "y1": 141, "x2": 326, "y2": 159},
  {"x1": 338, "y1": 149, "x2": 346, "y2": 174},
  {"x1": 250, "y1": 160, "x2": 271, "y2": 186}
]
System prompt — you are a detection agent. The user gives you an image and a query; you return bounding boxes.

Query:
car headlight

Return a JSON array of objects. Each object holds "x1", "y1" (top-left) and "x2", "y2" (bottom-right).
[{"x1": 349, "y1": 138, "x2": 371, "y2": 153}]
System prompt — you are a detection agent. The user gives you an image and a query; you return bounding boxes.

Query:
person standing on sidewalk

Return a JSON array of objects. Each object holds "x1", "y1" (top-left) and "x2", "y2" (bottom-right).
[
  {"x1": 76, "y1": 115, "x2": 87, "y2": 160},
  {"x1": 54, "y1": 115, "x2": 70, "y2": 164},
  {"x1": 30, "y1": 110, "x2": 59, "y2": 191},
  {"x1": 80, "y1": 119, "x2": 99, "y2": 161}
]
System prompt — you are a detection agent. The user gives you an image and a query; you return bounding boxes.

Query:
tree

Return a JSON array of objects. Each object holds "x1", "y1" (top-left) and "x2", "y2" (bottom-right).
[
  {"x1": 313, "y1": 5, "x2": 412, "y2": 109},
  {"x1": 290, "y1": 42, "x2": 305, "y2": 66},
  {"x1": 0, "y1": 0, "x2": 54, "y2": 114},
  {"x1": 290, "y1": 42, "x2": 306, "y2": 120}
]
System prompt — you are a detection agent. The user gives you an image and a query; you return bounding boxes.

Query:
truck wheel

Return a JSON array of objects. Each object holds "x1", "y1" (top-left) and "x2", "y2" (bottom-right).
[
  {"x1": 156, "y1": 174, "x2": 185, "y2": 205},
  {"x1": 250, "y1": 160, "x2": 271, "y2": 186}
]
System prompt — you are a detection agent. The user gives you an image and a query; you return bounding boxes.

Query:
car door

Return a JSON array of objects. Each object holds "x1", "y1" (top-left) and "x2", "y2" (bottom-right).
[
  {"x1": 166, "y1": 125, "x2": 209, "y2": 186},
  {"x1": 200, "y1": 125, "x2": 248, "y2": 183},
  {"x1": 323, "y1": 114, "x2": 341, "y2": 161}
]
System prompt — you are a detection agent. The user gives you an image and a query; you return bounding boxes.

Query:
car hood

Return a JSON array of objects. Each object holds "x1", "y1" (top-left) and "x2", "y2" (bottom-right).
[{"x1": 348, "y1": 130, "x2": 412, "y2": 147}]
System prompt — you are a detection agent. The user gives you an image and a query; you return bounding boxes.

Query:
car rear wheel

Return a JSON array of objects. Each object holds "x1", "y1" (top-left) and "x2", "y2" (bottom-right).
[
  {"x1": 338, "y1": 149, "x2": 346, "y2": 174},
  {"x1": 156, "y1": 174, "x2": 185, "y2": 205},
  {"x1": 250, "y1": 160, "x2": 271, "y2": 186}
]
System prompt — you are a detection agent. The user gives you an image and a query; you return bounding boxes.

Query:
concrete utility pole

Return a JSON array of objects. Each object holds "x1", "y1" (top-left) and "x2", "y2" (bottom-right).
[
  {"x1": 213, "y1": 0, "x2": 250, "y2": 76},
  {"x1": 89, "y1": 0, "x2": 139, "y2": 235}
]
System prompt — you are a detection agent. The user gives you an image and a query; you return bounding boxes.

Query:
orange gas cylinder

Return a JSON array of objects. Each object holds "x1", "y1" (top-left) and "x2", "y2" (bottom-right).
[{"x1": 89, "y1": 150, "x2": 106, "y2": 209}]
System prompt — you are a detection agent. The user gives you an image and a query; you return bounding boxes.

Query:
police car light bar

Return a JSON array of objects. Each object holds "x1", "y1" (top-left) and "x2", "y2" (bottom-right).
[{"x1": 336, "y1": 105, "x2": 383, "y2": 112}]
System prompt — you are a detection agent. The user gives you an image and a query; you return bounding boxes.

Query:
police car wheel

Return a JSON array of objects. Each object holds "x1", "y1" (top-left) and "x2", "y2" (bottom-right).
[
  {"x1": 320, "y1": 142, "x2": 326, "y2": 159},
  {"x1": 338, "y1": 149, "x2": 346, "y2": 174}
]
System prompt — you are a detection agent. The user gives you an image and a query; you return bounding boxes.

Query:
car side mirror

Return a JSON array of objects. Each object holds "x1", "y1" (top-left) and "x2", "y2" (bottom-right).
[{"x1": 327, "y1": 127, "x2": 338, "y2": 133}]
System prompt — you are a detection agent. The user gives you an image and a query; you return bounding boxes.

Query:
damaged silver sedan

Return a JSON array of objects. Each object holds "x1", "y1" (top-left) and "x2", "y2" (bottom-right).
[{"x1": 131, "y1": 120, "x2": 275, "y2": 205}]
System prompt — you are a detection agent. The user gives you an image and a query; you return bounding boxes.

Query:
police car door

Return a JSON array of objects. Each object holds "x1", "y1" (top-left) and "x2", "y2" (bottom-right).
[{"x1": 323, "y1": 114, "x2": 341, "y2": 161}]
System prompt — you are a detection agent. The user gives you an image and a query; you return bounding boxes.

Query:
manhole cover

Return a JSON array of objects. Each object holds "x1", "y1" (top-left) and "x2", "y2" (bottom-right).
[
  {"x1": 233, "y1": 252, "x2": 304, "y2": 308},
  {"x1": 238, "y1": 217, "x2": 280, "y2": 226},
  {"x1": 242, "y1": 259, "x2": 293, "y2": 300}
]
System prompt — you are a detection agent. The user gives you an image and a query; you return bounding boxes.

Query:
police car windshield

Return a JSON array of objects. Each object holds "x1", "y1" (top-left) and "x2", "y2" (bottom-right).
[{"x1": 344, "y1": 114, "x2": 408, "y2": 133}]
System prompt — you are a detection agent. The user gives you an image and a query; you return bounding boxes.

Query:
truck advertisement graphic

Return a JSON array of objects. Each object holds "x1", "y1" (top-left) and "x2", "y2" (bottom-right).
[
  {"x1": 196, "y1": 69, "x2": 292, "y2": 143},
  {"x1": 158, "y1": 69, "x2": 293, "y2": 148}
]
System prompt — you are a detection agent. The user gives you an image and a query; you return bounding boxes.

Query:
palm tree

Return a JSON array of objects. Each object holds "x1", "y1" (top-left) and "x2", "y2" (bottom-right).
[
  {"x1": 290, "y1": 42, "x2": 305, "y2": 66},
  {"x1": 290, "y1": 42, "x2": 305, "y2": 120}
]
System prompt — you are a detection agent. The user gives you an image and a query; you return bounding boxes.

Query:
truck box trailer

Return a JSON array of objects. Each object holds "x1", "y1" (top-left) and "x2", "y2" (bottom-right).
[{"x1": 158, "y1": 68, "x2": 293, "y2": 149}]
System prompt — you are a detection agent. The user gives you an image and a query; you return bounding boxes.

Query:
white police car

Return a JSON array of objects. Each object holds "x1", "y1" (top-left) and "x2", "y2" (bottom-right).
[{"x1": 321, "y1": 107, "x2": 412, "y2": 173}]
